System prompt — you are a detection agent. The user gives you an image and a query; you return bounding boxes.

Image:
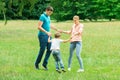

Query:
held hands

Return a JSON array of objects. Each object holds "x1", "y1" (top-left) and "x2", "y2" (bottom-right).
[{"x1": 57, "y1": 29, "x2": 63, "y2": 33}]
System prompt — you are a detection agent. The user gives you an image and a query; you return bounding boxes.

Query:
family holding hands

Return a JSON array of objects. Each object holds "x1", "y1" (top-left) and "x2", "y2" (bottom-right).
[{"x1": 35, "y1": 6, "x2": 84, "y2": 73}]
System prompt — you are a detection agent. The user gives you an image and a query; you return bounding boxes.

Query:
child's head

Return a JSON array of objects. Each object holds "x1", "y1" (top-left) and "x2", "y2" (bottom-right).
[{"x1": 54, "y1": 32, "x2": 61, "y2": 38}]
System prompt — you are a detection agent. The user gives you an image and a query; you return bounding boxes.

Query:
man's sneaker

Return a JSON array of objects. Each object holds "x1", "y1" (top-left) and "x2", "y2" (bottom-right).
[
  {"x1": 35, "y1": 64, "x2": 39, "y2": 70},
  {"x1": 77, "y1": 69, "x2": 84, "y2": 72},
  {"x1": 56, "y1": 69, "x2": 61, "y2": 73},
  {"x1": 42, "y1": 65, "x2": 48, "y2": 70},
  {"x1": 68, "y1": 68, "x2": 71, "y2": 71},
  {"x1": 62, "y1": 69, "x2": 66, "y2": 72}
]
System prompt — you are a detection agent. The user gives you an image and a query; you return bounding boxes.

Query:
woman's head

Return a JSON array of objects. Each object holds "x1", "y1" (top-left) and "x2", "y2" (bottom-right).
[{"x1": 73, "y1": 15, "x2": 80, "y2": 24}]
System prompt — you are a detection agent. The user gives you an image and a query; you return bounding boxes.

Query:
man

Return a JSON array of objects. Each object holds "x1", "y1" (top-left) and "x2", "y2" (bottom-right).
[{"x1": 35, "y1": 6, "x2": 59, "y2": 70}]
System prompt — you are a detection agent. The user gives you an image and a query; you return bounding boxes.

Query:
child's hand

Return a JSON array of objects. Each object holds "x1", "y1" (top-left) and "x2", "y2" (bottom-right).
[{"x1": 58, "y1": 29, "x2": 63, "y2": 33}]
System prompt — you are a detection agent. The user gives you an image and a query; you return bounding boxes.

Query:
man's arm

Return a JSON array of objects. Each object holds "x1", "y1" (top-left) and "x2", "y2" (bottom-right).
[
  {"x1": 50, "y1": 24, "x2": 58, "y2": 31},
  {"x1": 38, "y1": 21, "x2": 51, "y2": 36},
  {"x1": 51, "y1": 24, "x2": 63, "y2": 33}
]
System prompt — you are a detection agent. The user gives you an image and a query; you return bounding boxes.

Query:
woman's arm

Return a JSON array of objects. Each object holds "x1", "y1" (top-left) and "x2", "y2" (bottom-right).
[
  {"x1": 73, "y1": 32, "x2": 81, "y2": 36},
  {"x1": 62, "y1": 30, "x2": 71, "y2": 34}
]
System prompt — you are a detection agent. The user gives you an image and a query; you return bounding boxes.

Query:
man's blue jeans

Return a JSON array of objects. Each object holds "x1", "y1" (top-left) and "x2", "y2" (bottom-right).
[
  {"x1": 35, "y1": 34, "x2": 51, "y2": 67},
  {"x1": 68, "y1": 41, "x2": 84, "y2": 69},
  {"x1": 52, "y1": 50, "x2": 64, "y2": 70}
]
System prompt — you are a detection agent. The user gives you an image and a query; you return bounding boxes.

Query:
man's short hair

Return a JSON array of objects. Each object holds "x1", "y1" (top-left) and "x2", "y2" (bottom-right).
[{"x1": 46, "y1": 6, "x2": 53, "y2": 11}]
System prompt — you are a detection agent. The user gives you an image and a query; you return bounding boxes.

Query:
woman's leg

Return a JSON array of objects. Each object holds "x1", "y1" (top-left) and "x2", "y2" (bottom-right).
[{"x1": 76, "y1": 42, "x2": 84, "y2": 69}]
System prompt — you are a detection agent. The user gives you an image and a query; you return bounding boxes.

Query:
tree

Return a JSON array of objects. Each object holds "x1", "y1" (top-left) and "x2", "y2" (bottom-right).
[
  {"x1": 0, "y1": 0, "x2": 7, "y2": 24},
  {"x1": 0, "y1": 0, "x2": 120, "y2": 21},
  {"x1": 0, "y1": 0, "x2": 50, "y2": 21}
]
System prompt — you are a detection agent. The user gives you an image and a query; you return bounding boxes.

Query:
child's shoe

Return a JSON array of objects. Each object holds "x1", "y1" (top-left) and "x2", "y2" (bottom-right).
[
  {"x1": 56, "y1": 69, "x2": 61, "y2": 73},
  {"x1": 62, "y1": 69, "x2": 66, "y2": 72}
]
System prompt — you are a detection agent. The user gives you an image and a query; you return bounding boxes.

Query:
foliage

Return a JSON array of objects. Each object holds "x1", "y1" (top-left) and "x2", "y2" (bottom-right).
[
  {"x1": 0, "y1": 0, "x2": 120, "y2": 21},
  {"x1": 0, "y1": 0, "x2": 7, "y2": 24},
  {"x1": 51, "y1": 0, "x2": 120, "y2": 21},
  {"x1": 0, "y1": 0, "x2": 50, "y2": 20}
]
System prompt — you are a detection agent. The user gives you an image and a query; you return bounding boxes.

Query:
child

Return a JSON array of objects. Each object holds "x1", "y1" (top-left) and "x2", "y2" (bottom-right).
[{"x1": 48, "y1": 32, "x2": 71, "y2": 73}]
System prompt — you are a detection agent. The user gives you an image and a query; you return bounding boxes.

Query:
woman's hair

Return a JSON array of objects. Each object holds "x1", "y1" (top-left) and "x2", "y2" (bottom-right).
[
  {"x1": 54, "y1": 32, "x2": 61, "y2": 38},
  {"x1": 73, "y1": 15, "x2": 79, "y2": 20}
]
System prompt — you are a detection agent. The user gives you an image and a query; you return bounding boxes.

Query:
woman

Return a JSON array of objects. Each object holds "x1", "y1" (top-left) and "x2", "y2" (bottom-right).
[{"x1": 62, "y1": 15, "x2": 84, "y2": 72}]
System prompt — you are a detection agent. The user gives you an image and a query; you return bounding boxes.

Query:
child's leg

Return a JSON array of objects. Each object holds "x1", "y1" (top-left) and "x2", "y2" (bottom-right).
[
  {"x1": 53, "y1": 54, "x2": 59, "y2": 70},
  {"x1": 57, "y1": 51, "x2": 66, "y2": 72},
  {"x1": 57, "y1": 52, "x2": 64, "y2": 69},
  {"x1": 52, "y1": 50, "x2": 60, "y2": 70}
]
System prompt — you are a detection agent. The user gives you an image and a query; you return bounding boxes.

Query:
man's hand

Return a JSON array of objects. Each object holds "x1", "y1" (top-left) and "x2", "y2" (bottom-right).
[{"x1": 46, "y1": 32, "x2": 52, "y2": 36}]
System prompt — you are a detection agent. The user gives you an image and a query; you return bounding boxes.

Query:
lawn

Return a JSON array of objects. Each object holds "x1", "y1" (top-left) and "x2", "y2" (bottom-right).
[{"x1": 0, "y1": 20, "x2": 120, "y2": 80}]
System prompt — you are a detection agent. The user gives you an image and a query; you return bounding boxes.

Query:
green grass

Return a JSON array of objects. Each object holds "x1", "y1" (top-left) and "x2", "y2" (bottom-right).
[{"x1": 0, "y1": 20, "x2": 120, "y2": 80}]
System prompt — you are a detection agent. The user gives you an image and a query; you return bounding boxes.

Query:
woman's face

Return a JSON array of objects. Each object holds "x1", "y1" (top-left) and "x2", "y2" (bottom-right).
[{"x1": 73, "y1": 18, "x2": 79, "y2": 24}]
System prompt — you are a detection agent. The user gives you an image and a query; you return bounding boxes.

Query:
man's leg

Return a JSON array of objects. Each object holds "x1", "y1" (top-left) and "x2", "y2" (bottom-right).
[
  {"x1": 35, "y1": 44, "x2": 46, "y2": 69},
  {"x1": 35, "y1": 35, "x2": 47, "y2": 69},
  {"x1": 42, "y1": 42, "x2": 51, "y2": 69}
]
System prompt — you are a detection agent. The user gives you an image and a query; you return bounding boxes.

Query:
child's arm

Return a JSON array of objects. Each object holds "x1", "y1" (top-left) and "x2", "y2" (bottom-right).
[
  {"x1": 62, "y1": 37, "x2": 72, "y2": 43},
  {"x1": 48, "y1": 36, "x2": 51, "y2": 43}
]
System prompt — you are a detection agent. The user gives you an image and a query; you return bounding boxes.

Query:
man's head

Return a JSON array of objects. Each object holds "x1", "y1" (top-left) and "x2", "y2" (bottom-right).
[
  {"x1": 54, "y1": 32, "x2": 61, "y2": 38},
  {"x1": 45, "y1": 6, "x2": 53, "y2": 16}
]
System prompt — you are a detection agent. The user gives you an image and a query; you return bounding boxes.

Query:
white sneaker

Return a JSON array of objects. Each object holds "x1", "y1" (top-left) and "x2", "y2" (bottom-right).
[
  {"x1": 68, "y1": 68, "x2": 71, "y2": 71},
  {"x1": 77, "y1": 69, "x2": 84, "y2": 72}
]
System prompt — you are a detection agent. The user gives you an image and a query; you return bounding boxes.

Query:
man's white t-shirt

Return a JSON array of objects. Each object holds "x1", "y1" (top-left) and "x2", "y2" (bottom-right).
[{"x1": 50, "y1": 38, "x2": 63, "y2": 50}]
